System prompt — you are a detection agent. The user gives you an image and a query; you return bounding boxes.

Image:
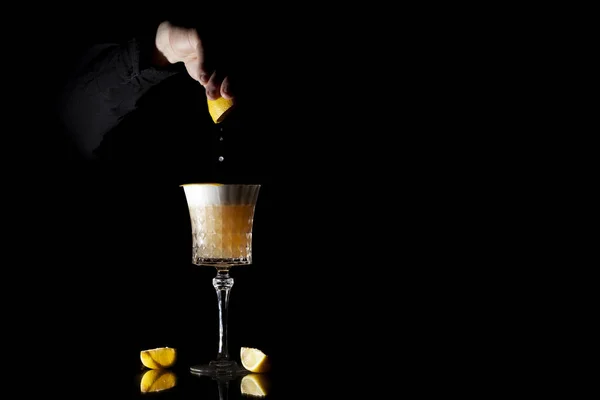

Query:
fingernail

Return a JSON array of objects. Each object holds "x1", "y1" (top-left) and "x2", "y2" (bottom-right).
[{"x1": 200, "y1": 74, "x2": 209, "y2": 84}]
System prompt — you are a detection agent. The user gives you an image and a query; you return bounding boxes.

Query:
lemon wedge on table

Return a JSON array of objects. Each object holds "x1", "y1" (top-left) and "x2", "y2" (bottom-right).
[
  {"x1": 207, "y1": 96, "x2": 235, "y2": 123},
  {"x1": 240, "y1": 373, "x2": 271, "y2": 397},
  {"x1": 240, "y1": 347, "x2": 271, "y2": 373},
  {"x1": 140, "y1": 369, "x2": 177, "y2": 393},
  {"x1": 140, "y1": 347, "x2": 177, "y2": 369}
]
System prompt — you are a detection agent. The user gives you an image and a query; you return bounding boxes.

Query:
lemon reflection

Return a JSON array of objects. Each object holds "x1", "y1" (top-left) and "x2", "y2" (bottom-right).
[
  {"x1": 140, "y1": 369, "x2": 177, "y2": 393},
  {"x1": 240, "y1": 373, "x2": 271, "y2": 397}
]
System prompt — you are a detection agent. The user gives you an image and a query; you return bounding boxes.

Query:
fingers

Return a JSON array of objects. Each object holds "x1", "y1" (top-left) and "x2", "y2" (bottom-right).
[
  {"x1": 186, "y1": 64, "x2": 233, "y2": 100},
  {"x1": 193, "y1": 36, "x2": 234, "y2": 100},
  {"x1": 168, "y1": 24, "x2": 235, "y2": 100},
  {"x1": 220, "y1": 76, "x2": 233, "y2": 100},
  {"x1": 193, "y1": 36, "x2": 213, "y2": 86},
  {"x1": 204, "y1": 71, "x2": 234, "y2": 101}
]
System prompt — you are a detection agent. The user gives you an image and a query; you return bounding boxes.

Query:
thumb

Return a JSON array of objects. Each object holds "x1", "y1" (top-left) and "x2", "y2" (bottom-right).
[{"x1": 184, "y1": 58, "x2": 202, "y2": 82}]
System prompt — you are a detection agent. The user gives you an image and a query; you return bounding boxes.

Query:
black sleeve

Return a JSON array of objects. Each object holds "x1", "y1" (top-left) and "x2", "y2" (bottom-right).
[{"x1": 57, "y1": 35, "x2": 182, "y2": 159}]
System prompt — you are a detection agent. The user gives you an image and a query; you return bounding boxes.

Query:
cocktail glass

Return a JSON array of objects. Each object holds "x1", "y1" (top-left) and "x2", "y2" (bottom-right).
[{"x1": 181, "y1": 183, "x2": 261, "y2": 377}]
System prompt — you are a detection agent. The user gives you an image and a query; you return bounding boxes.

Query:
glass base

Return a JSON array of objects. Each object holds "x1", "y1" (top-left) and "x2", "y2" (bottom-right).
[{"x1": 190, "y1": 360, "x2": 250, "y2": 378}]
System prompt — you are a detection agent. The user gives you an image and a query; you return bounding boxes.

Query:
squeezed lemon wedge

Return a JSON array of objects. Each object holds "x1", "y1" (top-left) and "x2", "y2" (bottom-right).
[
  {"x1": 240, "y1": 347, "x2": 271, "y2": 373},
  {"x1": 140, "y1": 347, "x2": 177, "y2": 369},
  {"x1": 207, "y1": 96, "x2": 235, "y2": 123}
]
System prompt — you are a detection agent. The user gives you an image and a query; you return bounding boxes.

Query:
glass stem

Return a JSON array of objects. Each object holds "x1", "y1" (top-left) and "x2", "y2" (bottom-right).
[
  {"x1": 213, "y1": 269, "x2": 234, "y2": 362},
  {"x1": 216, "y1": 378, "x2": 229, "y2": 400}
]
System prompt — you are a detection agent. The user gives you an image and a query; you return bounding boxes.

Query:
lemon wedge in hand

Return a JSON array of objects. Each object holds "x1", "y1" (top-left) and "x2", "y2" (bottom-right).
[
  {"x1": 140, "y1": 347, "x2": 177, "y2": 369},
  {"x1": 207, "y1": 96, "x2": 235, "y2": 123},
  {"x1": 240, "y1": 347, "x2": 271, "y2": 373}
]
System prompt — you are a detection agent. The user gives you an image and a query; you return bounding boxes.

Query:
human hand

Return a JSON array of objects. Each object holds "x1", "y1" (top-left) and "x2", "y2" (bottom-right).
[{"x1": 153, "y1": 20, "x2": 233, "y2": 101}]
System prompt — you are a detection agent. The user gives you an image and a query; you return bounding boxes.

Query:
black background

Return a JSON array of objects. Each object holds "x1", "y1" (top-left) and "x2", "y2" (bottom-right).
[{"x1": 6, "y1": 4, "x2": 521, "y2": 399}]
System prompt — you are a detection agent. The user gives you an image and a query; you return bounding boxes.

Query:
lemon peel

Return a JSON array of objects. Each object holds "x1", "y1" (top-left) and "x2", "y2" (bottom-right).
[
  {"x1": 207, "y1": 96, "x2": 235, "y2": 123},
  {"x1": 140, "y1": 347, "x2": 177, "y2": 369}
]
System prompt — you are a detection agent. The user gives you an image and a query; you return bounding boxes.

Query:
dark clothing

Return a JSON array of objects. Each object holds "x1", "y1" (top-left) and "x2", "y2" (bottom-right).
[
  {"x1": 56, "y1": 37, "x2": 268, "y2": 185},
  {"x1": 57, "y1": 38, "x2": 179, "y2": 160}
]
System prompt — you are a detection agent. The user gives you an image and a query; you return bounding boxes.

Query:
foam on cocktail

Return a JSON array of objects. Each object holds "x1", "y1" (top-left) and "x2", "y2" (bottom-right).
[
  {"x1": 181, "y1": 183, "x2": 229, "y2": 206},
  {"x1": 181, "y1": 183, "x2": 259, "y2": 207}
]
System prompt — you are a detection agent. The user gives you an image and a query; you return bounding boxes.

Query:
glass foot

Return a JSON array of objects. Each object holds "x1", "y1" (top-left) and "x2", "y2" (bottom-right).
[{"x1": 190, "y1": 360, "x2": 250, "y2": 378}]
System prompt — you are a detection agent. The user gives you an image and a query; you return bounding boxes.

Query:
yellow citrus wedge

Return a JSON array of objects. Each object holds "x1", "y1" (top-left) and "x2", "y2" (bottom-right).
[
  {"x1": 140, "y1": 347, "x2": 177, "y2": 369},
  {"x1": 140, "y1": 369, "x2": 177, "y2": 393},
  {"x1": 207, "y1": 96, "x2": 235, "y2": 123},
  {"x1": 240, "y1": 347, "x2": 271, "y2": 373},
  {"x1": 240, "y1": 373, "x2": 271, "y2": 397}
]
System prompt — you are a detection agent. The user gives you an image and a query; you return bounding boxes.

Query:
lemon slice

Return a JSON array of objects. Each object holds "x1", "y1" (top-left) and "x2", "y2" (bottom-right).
[
  {"x1": 207, "y1": 96, "x2": 235, "y2": 123},
  {"x1": 140, "y1": 347, "x2": 177, "y2": 369},
  {"x1": 140, "y1": 369, "x2": 177, "y2": 393},
  {"x1": 240, "y1": 347, "x2": 271, "y2": 373},
  {"x1": 240, "y1": 373, "x2": 271, "y2": 397}
]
